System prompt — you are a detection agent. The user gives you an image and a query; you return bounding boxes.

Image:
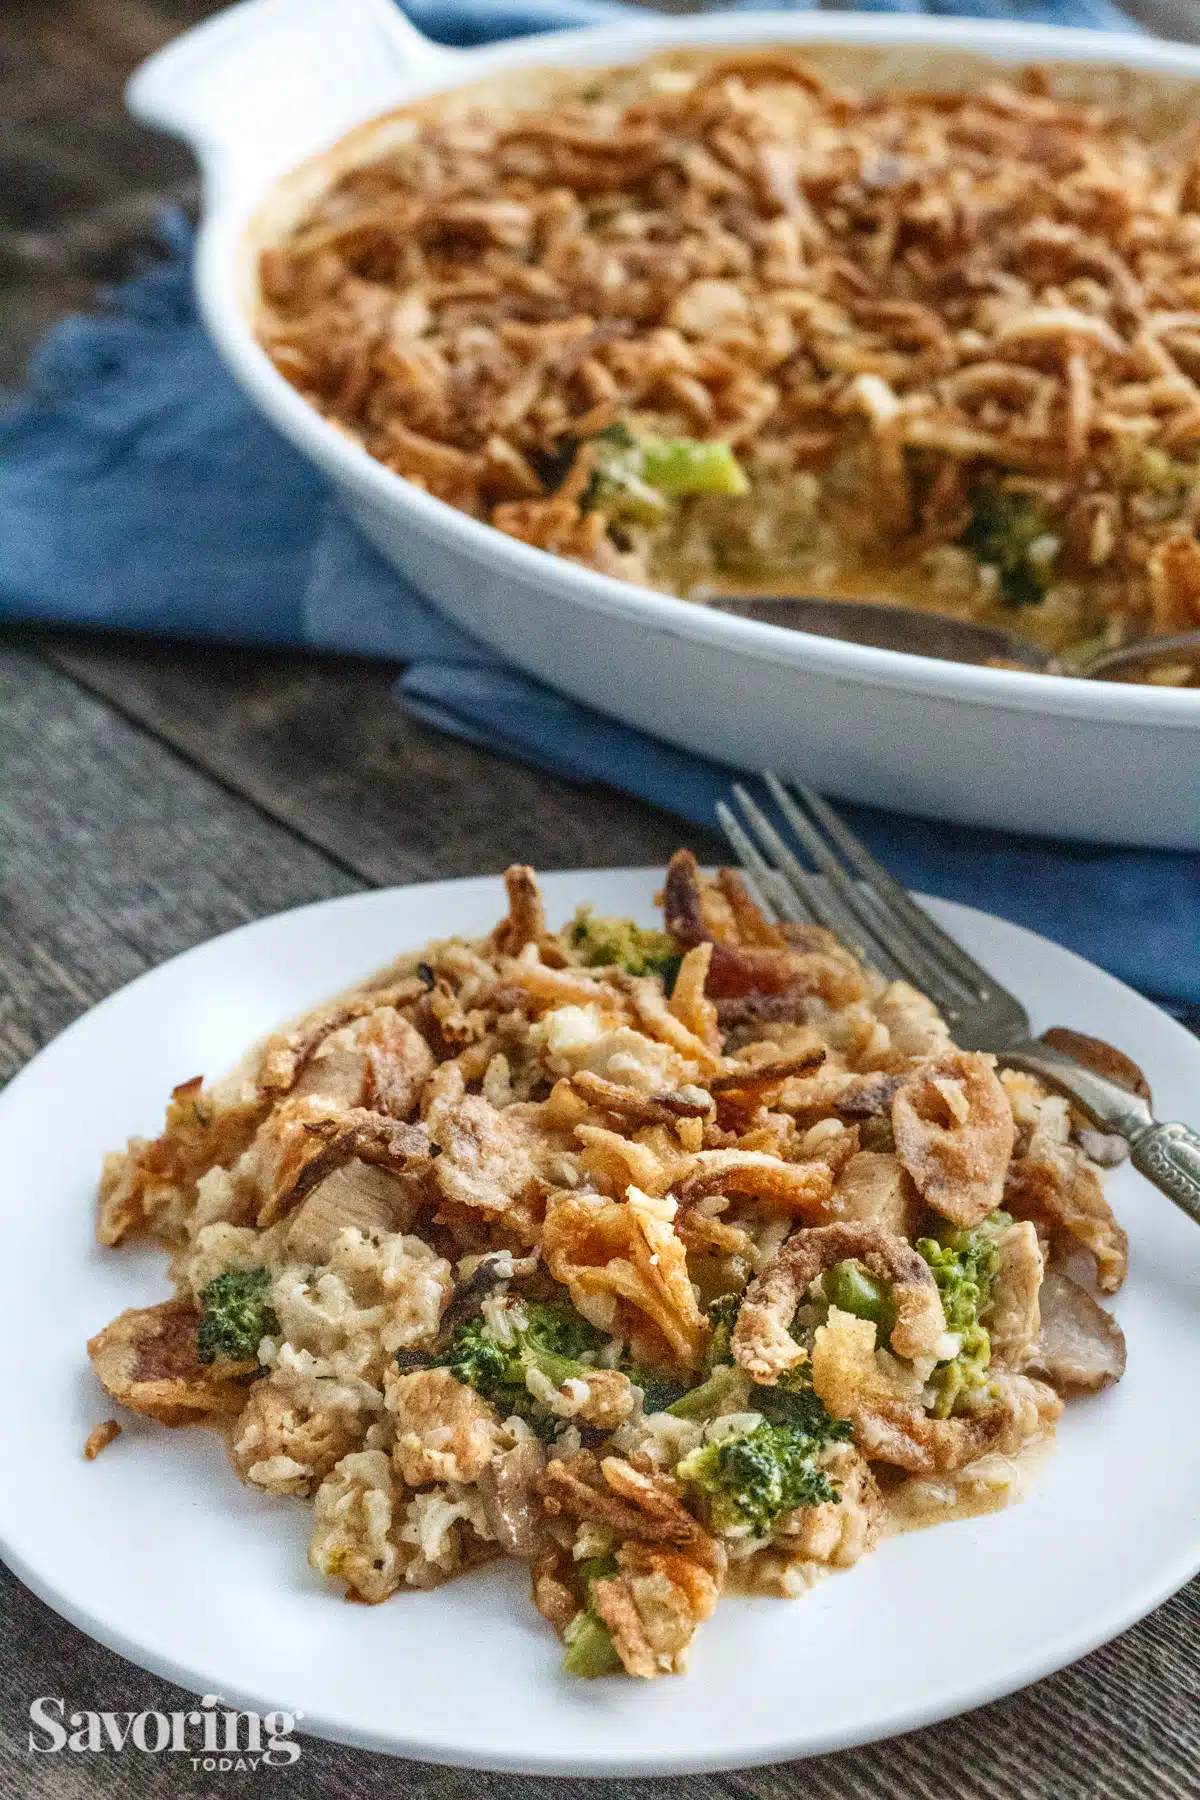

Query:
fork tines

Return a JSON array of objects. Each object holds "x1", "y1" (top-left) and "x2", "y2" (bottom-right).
[{"x1": 717, "y1": 774, "x2": 998, "y2": 1020}]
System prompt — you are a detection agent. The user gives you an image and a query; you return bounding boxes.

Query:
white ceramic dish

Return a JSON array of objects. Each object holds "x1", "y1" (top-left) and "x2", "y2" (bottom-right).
[
  {"x1": 0, "y1": 868, "x2": 1197, "y2": 1775},
  {"x1": 125, "y1": 1, "x2": 1200, "y2": 849}
]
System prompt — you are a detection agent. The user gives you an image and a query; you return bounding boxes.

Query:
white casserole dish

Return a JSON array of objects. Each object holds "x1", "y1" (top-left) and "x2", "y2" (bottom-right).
[{"x1": 128, "y1": 0, "x2": 1200, "y2": 849}]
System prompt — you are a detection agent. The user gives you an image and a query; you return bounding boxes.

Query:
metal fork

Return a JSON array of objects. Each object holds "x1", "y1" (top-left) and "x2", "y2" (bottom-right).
[{"x1": 718, "y1": 773, "x2": 1200, "y2": 1227}]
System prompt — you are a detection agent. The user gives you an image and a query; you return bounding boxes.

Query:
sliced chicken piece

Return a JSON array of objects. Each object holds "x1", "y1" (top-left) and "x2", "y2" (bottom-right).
[
  {"x1": 285, "y1": 1159, "x2": 420, "y2": 1263},
  {"x1": 986, "y1": 1220, "x2": 1044, "y2": 1369},
  {"x1": 1026, "y1": 1268, "x2": 1127, "y2": 1393},
  {"x1": 291, "y1": 1007, "x2": 434, "y2": 1117}
]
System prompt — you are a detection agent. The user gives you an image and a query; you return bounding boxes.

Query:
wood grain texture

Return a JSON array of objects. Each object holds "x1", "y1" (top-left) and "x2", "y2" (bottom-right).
[{"x1": 38, "y1": 631, "x2": 716, "y2": 885}]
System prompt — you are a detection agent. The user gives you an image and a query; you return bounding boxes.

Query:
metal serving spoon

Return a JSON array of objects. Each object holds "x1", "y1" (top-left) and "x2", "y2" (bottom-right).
[{"x1": 707, "y1": 594, "x2": 1200, "y2": 681}]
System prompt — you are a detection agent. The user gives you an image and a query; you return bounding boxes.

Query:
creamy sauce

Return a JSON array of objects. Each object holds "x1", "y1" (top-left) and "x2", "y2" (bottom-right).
[{"x1": 883, "y1": 1432, "x2": 1056, "y2": 1537}]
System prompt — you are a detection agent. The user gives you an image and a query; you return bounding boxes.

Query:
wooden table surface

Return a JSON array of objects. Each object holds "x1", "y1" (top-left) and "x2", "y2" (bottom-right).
[{"x1": 1, "y1": 7, "x2": 1197, "y2": 1799}]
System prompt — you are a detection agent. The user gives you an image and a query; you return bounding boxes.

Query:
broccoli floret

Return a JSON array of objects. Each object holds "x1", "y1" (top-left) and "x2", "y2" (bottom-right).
[
  {"x1": 522, "y1": 1299, "x2": 608, "y2": 1364},
  {"x1": 580, "y1": 422, "x2": 749, "y2": 523},
  {"x1": 196, "y1": 1268, "x2": 278, "y2": 1365},
  {"x1": 438, "y1": 1298, "x2": 607, "y2": 1437},
  {"x1": 441, "y1": 1317, "x2": 513, "y2": 1394},
  {"x1": 705, "y1": 1291, "x2": 742, "y2": 1368},
  {"x1": 917, "y1": 1212, "x2": 1010, "y2": 1417},
  {"x1": 678, "y1": 1420, "x2": 839, "y2": 1536},
  {"x1": 754, "y1": 1367, "x2": 854, "y2": 1440},
  {"x1": 959, "y1": 486, "x2": 1059, "y2": 608},
  {"x1": 562, "y1": 1555, "x2": 624, "y2": 1678},
  {"x1": 624, "y1": 1365, "x2": 691, "y2": 1413},
  {"x1": 820, "y1": 1259, "x2": 897, "y2": 1339},
  {"x1": 566, "y1": 905, "x2": 682, "y2": 987}
]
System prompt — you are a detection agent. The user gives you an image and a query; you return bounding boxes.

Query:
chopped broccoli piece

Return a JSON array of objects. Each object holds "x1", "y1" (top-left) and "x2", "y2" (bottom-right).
[
  {"x1": 625, "y1": 1365, "x2": 691, "y2": 1413},
  {"x1": 522, "y1": 1299, "x2": 608, "y2": 1364},
  {"x1": 753, "y1": 1368, "x2": 853, "y2": 1440},
  {"x1": 665, "y1": 1363, "x2": 743, "y2": 1421},
  {"x1": 916, "y1": 1212, "x2": 1010, "y2": 1417},
  {"x1": 566, "y1": 905, "x2": 682, "y2": 986},
  {"x1": 562, "y1": 1556, "x2": 624, "y2": 1678},
  {"x1": 959, "y1": 487, "x2": 1059, "y2": 608},
  {"x1": 438, "y1": 1299, "x2": 607, "y2": 1436},
  {"x1": 580, "y1": 423, "x2": 671, "y2": 524},
  {"x1": 678, "y1": 1420, "x2": 839, "y2": 1536},
  {"x1": 640, "y1": 437, "x2": 750, "y2": 498},
  {"x1": 441, "y1": 1318, "x2": 513, "y2": 1393},
  {"x1": 705, "y1": 1291, "x2": 742, "y2": 1368},
  {"x1": 562, "y1": 1613, "x2": 623, "y2": 1678},
  {"x1": 660, "y1": 1290, "x2": 746, "y2": 1414},
  {"x1": 196, "y1": 1268, "x2": 278, "y2": 1365},
  {"x1": 820, "y1": 1260, "x2": 897, "y2": 1340},
  {"x1": 580, "y1": 422, "x2": 749, "y2": 522}
]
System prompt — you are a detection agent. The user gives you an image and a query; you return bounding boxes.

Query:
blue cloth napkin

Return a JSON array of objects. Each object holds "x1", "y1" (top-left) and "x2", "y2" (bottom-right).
[{"x1": 1, "y1": 2, "x2": 1196, "y2": 1009}]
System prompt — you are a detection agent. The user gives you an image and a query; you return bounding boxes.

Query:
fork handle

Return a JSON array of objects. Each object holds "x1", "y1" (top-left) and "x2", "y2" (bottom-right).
[
  {"x1": 1002, "y1": 1039, "x2": 1200, "y2": 1228},
  {"x1": 1128, "y1": 1122, "x2": 1200, "y2": 1228}
]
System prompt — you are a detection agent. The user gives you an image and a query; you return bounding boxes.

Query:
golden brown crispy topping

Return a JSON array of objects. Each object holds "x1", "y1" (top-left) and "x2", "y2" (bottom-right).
[
  {"x1": 733, "y1": 1221, "x2": 946, "y2": 1381},
  {"x1": 892, "y1": 1051, "x2": 1015, "y2": 1228}
]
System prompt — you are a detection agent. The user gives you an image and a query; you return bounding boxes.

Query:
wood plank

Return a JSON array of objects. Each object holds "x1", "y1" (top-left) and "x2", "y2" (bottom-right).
[
  {"x1": 38, "y1": 631, "x2": 723, "y2": 886},
  {"x1": 0, "y1": 639, "x2": 358, "y2": 1079}
]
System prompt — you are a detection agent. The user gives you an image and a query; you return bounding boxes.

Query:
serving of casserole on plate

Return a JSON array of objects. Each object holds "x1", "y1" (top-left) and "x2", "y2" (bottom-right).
[
  {"x1": 0, "y1": 865, "x2": 1197, "y2": 1770},
  {"x1": 86, "y1": 856, "x2": 1128, "y2": 1684},
  {"x1": 257, "y1": 45, "x2": 1200, "y2": 680}
]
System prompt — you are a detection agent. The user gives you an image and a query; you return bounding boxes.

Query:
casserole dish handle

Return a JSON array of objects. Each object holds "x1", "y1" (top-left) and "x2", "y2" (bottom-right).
[{"x1": 126, "y1": 0, "x2": 453, "y2": 209}]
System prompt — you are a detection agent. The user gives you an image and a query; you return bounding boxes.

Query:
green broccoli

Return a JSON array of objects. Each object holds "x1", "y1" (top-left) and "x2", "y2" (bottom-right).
[
  {"x1": 624, "y1": 1365, "x2": 691, "y2": 1413},
  {"x1": 562, "y1": 1556, "x2": 624, "y2": 1678},
  {"x1": 916, "y1": 1212, "x2": 1010, "y2": 1417},
  {"x1": 580, "y1": 422, "x2": 749, "y2": 524},
  {"x1": 665, "y1": 1363, "x2": 743, "y2": 1421},
  {"x1": 753, "y1": 1367, "x2": 853, "y2": 1440},
  {"x1": 639, "y1": 436, "x2": 750, "y2": 499},
  {"x1": 196, "y1": 1268, "x2": 278, "y2": 1365},
  {"x1": 566, "y1": 905, "x2": 683, "y2": 987},
  {"x1": 677, "y1": 1419, "x2": 840, "y2": 1536},
  {"x1": 820, "y1": 1260, "x2": 897, "y2": 1340},
  {"x1": 959, "y1": 486, "x2": 1059, "y2": 608},
  {"x1": 660, "y1": 1290, "x2": 747, "y2": 1418},
  {"x1": 438, "y1": 1299, "x2": 607, "y2": 1438}
]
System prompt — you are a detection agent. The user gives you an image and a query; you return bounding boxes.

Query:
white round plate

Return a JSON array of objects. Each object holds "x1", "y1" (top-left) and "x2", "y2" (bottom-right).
[{"x1": 0, "y1": 871, "x2": 1197, "y2": 1776}]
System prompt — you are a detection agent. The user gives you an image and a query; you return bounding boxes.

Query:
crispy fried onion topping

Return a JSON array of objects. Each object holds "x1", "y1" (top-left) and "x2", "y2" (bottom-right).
[
  {"x1": 663, "y1": 851, "x2": 796, "y2": 999},
  {"x1": 542, "y1": 1190, "x2": 707, "y2": 1370},
  {"x1": 1005, "y1": 1135, "x2": 1128, "y2": 1294},
  {"x1": 892, "y1": 1051, "x2": 1015, "y2": 1228},
  {"x1": 733, "y1": 1221, "x2": 946, "y2": 1381},
  {"x1": 534, "y1": 1453, "x2": 725, "y2": 1677},
  {"x1": 811, "y1": 1308, "x2": 1063, "y2": 1475},
  {"x1": 87, "y1": 1299, "x2": 253, "y2": 1427}
]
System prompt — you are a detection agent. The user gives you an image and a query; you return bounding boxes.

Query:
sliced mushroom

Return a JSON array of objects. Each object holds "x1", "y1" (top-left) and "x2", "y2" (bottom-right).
[
  {"x1": 1025, "y1": 1268, "x2": 1126, "y2": 1393},
  {"x1": 477, "y1": 1439, "x2": 549, "y2": 1558}
]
